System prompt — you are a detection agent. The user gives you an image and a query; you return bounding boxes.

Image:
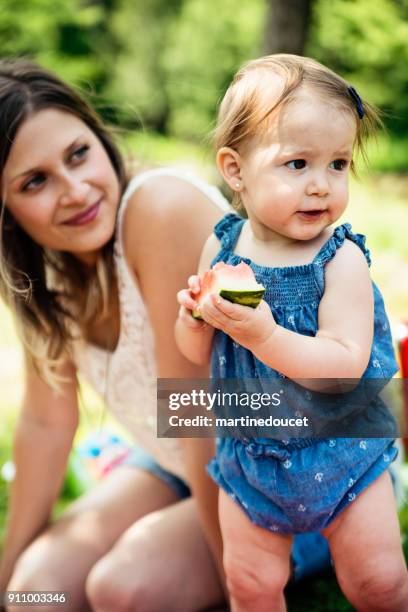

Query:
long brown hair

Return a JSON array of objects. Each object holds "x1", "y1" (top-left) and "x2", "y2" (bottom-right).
[{"x1": 0, "y1": 58, "x2": 127, "y2": 389}]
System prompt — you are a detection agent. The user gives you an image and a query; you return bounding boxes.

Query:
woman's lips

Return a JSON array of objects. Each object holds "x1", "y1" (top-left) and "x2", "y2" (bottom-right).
[{"x1": 63, "y1": 200, "x2": 101, "y2": 226}]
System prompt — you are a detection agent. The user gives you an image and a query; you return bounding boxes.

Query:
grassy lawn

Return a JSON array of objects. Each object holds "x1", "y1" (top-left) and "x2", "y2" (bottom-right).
[{"x1": 0, "y1": 134, "x2": 407, "y2": 610}]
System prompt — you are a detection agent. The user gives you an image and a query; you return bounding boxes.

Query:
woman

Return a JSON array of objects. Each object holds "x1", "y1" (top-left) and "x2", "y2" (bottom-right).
[
  {"x1": 0, "y1": 58, "x2": 369, "y2": 612},
  {"x1": 0, "y1": 58, "x2": 229, "y2": 612}
]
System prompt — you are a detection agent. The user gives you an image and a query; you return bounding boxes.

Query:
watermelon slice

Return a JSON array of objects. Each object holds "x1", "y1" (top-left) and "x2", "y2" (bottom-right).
[{"x1": 192, "y1": 262, "x2": 265, "y2": 319}]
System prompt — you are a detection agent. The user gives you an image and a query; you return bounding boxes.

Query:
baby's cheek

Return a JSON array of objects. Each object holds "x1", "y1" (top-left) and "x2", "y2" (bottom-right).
[
  {"x1": 332, "y1": 195, "x2": 348, "y2": 220},
  {"x1": 275, "y1": 182, "x2": 295, "y2": 199},
  {"x1": 336, "y1": 181, "x2": 349, "y2": 207}
]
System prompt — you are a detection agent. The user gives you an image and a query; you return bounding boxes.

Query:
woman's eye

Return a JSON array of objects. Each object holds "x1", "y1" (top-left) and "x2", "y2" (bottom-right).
[
  {"x1": 71, "y1": 144, "x2": 89, "y2": 163},
  {"x1": 286, "y1": 159, "x2": 306, "y2": 170},
  {"x1": 22, "y1": 173, "x2": 46, "y2": 192},
  {"x1": 330, "y1": 159, "x2": 348, "y2": 171}
]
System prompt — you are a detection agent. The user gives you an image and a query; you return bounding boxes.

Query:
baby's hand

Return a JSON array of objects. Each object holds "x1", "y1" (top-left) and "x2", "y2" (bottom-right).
[
  {"x1": 177, "y1": 275, "x2": 208, "y2": 330},
  {"x1": 199, "y1": 294, "x2": 277, "y2": 350}
]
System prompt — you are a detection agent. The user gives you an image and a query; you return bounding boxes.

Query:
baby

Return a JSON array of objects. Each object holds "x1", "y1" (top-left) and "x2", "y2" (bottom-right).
[{"x1": 176, "y1": 54, "x2": 408, "y2": 611}]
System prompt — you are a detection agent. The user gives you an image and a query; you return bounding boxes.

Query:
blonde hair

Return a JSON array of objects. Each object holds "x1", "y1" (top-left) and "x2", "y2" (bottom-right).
[
  {"x1": 0, "y1": 59, "x2": 127, "y2": 391},
  {"x1": 214, "y1": 54, "x2": 381, "y2": 206}
]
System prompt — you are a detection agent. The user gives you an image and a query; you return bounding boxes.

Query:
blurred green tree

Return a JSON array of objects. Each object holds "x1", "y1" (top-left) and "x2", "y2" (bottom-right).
[
  {"x1": 104, "y1": 0, "x2": 183, "y2": 131},
  {"x1": 0, "y1": 0, "x2": 120, "y2": 119},
  {"x1": 0, "y1": 0, "x2": 407, "y2": 142},
  {"x1": 104, "y1": 0, "x2": 266, "y2": 137},
  {"x1": 163, "y1": 0, "x2": 265, "y2": 139},
  {"x1": 308, "y1": 0, "x2": 408, "y2": 134},
  {"x1": 263, "y1": 0, "x2": 314, "y2": 55}
]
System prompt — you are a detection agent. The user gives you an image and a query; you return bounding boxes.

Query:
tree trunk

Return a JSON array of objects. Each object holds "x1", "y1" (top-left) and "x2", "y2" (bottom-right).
[{"x1": 263, "y1": 0, "x2": 314, "y2": 56}]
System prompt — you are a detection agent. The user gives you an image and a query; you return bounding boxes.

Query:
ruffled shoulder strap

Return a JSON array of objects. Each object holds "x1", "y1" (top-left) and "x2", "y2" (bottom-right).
[
  {"x1": 213, "y1": 212, "x2": 245, "y2": 251},
  {"x1": 313, "y1": 223, "x2": 371, "y2": 268}
]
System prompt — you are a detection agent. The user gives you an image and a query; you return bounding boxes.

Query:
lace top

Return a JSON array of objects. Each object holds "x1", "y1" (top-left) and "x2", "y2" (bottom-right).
[{"x1": 73, "y1": 168, "x2": 230, "y2": 480}]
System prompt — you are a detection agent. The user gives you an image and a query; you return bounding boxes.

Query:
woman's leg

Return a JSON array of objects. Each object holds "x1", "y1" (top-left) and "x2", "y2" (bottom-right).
[
  {"x1": 322, "y1": 471, "x2": 408, "y2": 612},
  {"x1": 86, "y1": 497, "x2": 225, "y2": 612},
  {"x1": 7, "y1": 466, "x2": 181, "y2": 612}
]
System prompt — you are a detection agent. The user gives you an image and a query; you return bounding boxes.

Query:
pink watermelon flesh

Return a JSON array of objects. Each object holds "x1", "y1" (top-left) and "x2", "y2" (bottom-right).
[{"x1": 192, "y1": 262, "x2": 265, "y2": 319}]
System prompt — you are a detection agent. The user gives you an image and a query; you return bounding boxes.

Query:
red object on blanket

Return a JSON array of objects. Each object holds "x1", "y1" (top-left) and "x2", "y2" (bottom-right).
[{"x1": 397, "y1": 323, "x2": 408, "y2": 451}]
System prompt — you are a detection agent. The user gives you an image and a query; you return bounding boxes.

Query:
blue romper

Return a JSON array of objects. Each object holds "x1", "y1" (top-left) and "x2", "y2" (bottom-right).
[{"x1": 207, "y1": 213, "x2": 399, "y2": 534}]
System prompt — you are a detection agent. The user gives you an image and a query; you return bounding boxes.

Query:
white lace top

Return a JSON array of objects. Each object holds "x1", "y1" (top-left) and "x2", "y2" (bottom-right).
[{"x1": 73, "y1": 168, "x2": 230, "y2": 480}]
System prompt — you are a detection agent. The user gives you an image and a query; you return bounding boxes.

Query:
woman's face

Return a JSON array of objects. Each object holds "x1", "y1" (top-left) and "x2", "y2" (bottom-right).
[{"x1": 1, "y1": 108, "x2": 121, "y2": 264}]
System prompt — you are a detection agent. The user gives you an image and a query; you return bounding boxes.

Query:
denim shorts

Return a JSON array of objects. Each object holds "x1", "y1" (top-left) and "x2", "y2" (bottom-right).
[
  {"x1": 120, "y1": 446, "x2": 190, "y2": 499},
  {"x1": 208, "y1": 437, "x2": 398, "y2": 534}
]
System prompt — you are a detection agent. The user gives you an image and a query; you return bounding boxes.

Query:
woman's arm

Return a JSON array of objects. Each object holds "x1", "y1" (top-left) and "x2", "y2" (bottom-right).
[
  {"x1": 123, "y1": 175, "x2": 225, "y2": 577},
  {"x1": 0, "y1": 358, "x2": 79, "y2": 590},
  {"x1": 123, "y1": 176, "x2": 222, "y2": 377}
]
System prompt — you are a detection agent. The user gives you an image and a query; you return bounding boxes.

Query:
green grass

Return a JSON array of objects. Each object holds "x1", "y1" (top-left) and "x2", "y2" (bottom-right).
[
  {"x1": 122, "y1": 129, "x2": 220, "y2": 183},
  {"x1": 124, "y1": 130, "x2": 212, "y2": 167},
  {"x1": 0, "y1": 134, "x2": 407, "y2": 610},
  {"x1": 286, "y1": 572, "x2": 353, "y2": 611},
  {"x1": 363, "y1": 134, "x2": 408, "y2": 174}
]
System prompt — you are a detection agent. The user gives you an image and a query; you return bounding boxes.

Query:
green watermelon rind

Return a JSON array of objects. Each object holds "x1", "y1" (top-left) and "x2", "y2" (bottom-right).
[
  {"x1": 220, "y1": 288, "x2": 265, "y2": 306},
  {"x1": 192, "y1": 288, "x2": 265, "y2": 320}
]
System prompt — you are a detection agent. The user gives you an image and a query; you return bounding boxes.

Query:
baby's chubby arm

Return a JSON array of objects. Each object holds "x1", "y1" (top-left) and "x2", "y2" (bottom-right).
[
  {"x1": 257, "y1": 240, "x2": 373, "y2": 378},
  {"x1": 202, "y1": 240, "x2": 374, "y2": 380},
  {"x1": 175, "y1": 234, "x2": 219, "y2": 365}
]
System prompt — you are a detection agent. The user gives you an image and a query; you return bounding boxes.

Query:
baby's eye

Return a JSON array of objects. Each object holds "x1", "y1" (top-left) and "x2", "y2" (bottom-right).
[
  {"x1": 286, "y1": 159, "x2": 306, "y2": 170},
  {"x1": 70, "y1": 144, "x2": 90, "y2": 163},
  {"x1": 22, "y1": 173, "x2": 46, "y2": 192},
  {"x1": 330, "y1": 159, "x2": 349, "y2": 171}
]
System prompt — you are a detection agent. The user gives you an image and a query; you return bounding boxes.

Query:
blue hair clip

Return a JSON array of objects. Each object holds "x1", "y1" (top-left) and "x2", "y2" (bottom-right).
[{"x1": 348, "y1": 85, "x2": 365, "y2": 119}]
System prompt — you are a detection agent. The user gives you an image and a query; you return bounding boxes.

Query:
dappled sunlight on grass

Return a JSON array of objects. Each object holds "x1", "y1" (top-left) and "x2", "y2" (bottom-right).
[{"x1": 123, "y1": 130, "x2": 218, "y2": 183}]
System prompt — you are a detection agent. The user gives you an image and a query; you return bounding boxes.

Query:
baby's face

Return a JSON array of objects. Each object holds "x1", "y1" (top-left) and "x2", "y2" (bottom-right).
[{"x1": 239, "y1": 92, "x2": 357, "y2": 242}]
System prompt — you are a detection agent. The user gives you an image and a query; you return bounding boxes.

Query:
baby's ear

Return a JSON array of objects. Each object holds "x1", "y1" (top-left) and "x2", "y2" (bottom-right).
[{"x1": 216, "y1": 147, "x2": 243, "y2": 194}]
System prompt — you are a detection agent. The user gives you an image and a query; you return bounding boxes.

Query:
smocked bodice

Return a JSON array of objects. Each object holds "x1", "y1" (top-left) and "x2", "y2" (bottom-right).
[{"x1": 211, "y1": 213, "x2": 398, "y2": 382}]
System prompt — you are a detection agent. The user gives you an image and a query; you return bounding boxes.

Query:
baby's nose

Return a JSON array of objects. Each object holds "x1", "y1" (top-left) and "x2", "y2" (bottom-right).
[{"x1": 306, "y1": 172, "x2": 330, "y2": 197}]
